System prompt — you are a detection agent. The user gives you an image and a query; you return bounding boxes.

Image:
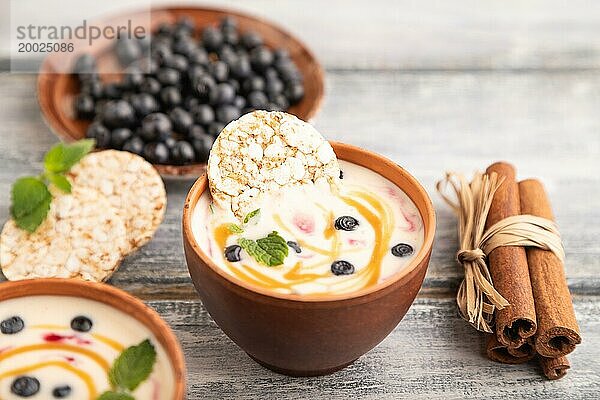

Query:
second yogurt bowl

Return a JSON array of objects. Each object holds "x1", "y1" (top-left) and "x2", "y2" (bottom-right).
[{"x1": 183, "y1": 142, "x2": 436, "y2": 376}]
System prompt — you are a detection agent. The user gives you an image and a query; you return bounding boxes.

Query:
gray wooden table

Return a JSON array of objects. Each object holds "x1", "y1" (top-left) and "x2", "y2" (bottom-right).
[{"x1": 1, "y1": 1, "x2": 599, "y2": 398}]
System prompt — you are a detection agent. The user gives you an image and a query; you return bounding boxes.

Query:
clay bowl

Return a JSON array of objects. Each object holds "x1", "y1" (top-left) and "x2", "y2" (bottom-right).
[
  {"x1": 182, "y1": 142, "x2": 436, "y2": 376},
  {"x1": 37, "y1": 6, "x2": 324, "y2": 178},
  {"x1": 0, "y1": 279, "x2": 186, "y2": 399}
]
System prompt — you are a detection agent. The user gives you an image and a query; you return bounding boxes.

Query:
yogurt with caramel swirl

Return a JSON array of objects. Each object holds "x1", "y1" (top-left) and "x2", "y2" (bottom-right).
[
  {"x1": 0, "y1": 296, "x2": 175, "y2": 399},
  {"x1": 193, "y1": 160, "x2": 424, "y2": 296}
]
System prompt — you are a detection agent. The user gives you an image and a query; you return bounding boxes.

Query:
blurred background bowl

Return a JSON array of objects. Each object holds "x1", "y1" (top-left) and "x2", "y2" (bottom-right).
[{"x1": 37, "y1": 6, "x2": 324, "y2": 178}]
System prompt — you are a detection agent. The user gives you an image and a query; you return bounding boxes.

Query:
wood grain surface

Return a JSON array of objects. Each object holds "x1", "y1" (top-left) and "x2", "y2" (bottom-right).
[{"x1": 1, "y1": 2, "x2": 600, "y2": 394}]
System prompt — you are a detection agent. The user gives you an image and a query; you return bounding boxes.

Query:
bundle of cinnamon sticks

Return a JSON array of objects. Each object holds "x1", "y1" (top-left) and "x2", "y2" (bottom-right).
[{"x1": 483, "y1": 162, "x2": 581, "y2": 379}]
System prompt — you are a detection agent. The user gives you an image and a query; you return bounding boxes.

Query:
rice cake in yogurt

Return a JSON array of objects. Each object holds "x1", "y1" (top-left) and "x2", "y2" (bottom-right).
[
  {"x1": 208, "y1": 111, "x2": 341, "y2": 219},
  {"x1": 0, "y1": 187, "x2": 128, "y2": 282}
]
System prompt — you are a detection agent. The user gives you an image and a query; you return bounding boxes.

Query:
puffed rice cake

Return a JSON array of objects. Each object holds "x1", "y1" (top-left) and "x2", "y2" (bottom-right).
[
  {"x1": 0, "y1": 186, "x2": 128, "y2": 281},
  {"x1": 68, "y1": 150, "x2": 167, "y2": 253},
  {"x1": 207, "y1": 111, "x2": 340, "y2": 219}
]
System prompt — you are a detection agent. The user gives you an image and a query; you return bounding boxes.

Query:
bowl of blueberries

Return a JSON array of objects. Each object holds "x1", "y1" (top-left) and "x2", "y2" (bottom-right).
[{"x1": 37, "y1": 7, "x2": 323, "y2": 177}]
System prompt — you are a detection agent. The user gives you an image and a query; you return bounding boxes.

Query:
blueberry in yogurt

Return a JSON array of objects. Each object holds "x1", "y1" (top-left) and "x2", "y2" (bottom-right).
[
  {"x1": 391, "y1": 243, "x2": 414, "y2": 257},
  {"x1": 70, "y1": 316, "x2": 93, "y2": 332},
  {"x1": 1, "y1": 316, "x2": 24, "y2": 334},
  {"x1": 11, "y1": 376, "x2": 40, "y2": 397},
  {"x1": 334, "y1": 216, "x2": 359, "y2": 231},
  {"x1": 52, "y1": 385, "x2": 72, "y2": 398},
  {"x1": 331, "y1": 260, "x2": 355, "y2": 276}
]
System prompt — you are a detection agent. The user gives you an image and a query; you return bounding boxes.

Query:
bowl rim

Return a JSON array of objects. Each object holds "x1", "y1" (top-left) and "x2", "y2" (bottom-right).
[
  {"x1": 0, "y1": 278, "x2": 187, "y2": 399},
  {"x1": 182, "y1": 141, "x2": 436, "y2": 303},
  {"x1": 36, "y1": 4, "x2": 325, "y2": 178}
]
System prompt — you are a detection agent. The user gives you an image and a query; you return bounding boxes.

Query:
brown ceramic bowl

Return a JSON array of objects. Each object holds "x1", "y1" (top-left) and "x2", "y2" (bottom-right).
[
  {"x1": 37, "y1": 6, "x2": 324, "y2": 178},
  {"x1": 0, "y1": 279, "x2": 186, "y2": 398},
  {"x1": 182, "y1": 142, "x2": 436, "y2": 376}
]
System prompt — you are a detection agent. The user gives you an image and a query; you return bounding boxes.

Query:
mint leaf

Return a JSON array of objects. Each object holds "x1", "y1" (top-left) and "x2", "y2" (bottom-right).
[
  {"x1": 109, "y1": 339, "x2": 157, "y2": 391},
  {"x1": 47, "y1": 173, "x2": 72, "y2": 193},
  {"x1": 228, "y1": 223, "x2": 244, "y2": 234},
  {"x1": 97, "y1": 392, "x2": 135, "y2": 400},
  {"x1": 44, "y1": 139, "x2": 95, "y2": 173},
  {"x1": 243, "y1": 209, "x2": 260, "y2": 224},
  {"x1": 10, "y1": 177, "x2": 52, "y2": 232},
  {"x1": 238, "y1": 231, "x2": 288, "y2": 266}
]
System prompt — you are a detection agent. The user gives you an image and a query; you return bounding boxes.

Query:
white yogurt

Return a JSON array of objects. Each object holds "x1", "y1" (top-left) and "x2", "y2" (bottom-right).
[
  {"x1": 192, "y1": 160, "x2": 424, "y2": 296},
  {"x1": 0, "y1": 296, "x2": 175, "y2": 400}
]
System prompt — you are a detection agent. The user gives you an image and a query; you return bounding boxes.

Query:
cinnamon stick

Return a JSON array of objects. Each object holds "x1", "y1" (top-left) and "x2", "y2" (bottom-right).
[
  {"x1": 539, "y1": 356, "x2": 570, "y2": 380},
  {"x1": 486, "y1": 335, "x2": 535, "y2": 364},
  {"x1": 519, "y1": 179, "x2": 581, "y2": 358},
  {"x1": 485, "y1": 162, "x2": 536, "y2": 347}
]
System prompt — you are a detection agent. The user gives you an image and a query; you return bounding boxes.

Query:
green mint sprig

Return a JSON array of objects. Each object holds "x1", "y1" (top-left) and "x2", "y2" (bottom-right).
[
  {"x1": 227, "y1": 208, "x2": 261, "y2": 234},
  {"x1": 9, "y1": 139, "x2": 95, "y2": 232},
  {"x1": 238, "y1": 231, "x2": 288, "y2": 267},
  {"x1": 98, "y1": 339, "x2": 157, "y2": 400}
]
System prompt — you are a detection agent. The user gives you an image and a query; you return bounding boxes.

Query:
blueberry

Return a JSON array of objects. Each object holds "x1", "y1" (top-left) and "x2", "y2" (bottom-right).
[
  {"x1": 193, "y1": 104, "x2": 215, "y2": 125},
  {"x1": 189, "y1": 51, "x2": 209, "y2": 68},
  {"x1": 263, "y1": 67, "x2": 279, "y2": 81},
  {"x1": 270, "y1": 94, "x2": 289, "y2": 110},
  {"x1": 188, "y1": 124, "x2": 207, "y2": 141},
  {"x1": 173, "y1": 37, "x2": 198, "y2": 57},
  {"x1": 193, "y1": 75, "x2": 216, "y2": 100},
  {"x1": 1, "y1": 316, "x2": 24, "y2": 334},
  {"x1": 331, "y1": 260, "x2": 355, "y2": 276},
  {"x1": 202, "y1": 27, "x2": 223, "y2": 51},
  {"x1": 266, "y1": 77, "x2": 284, "y2": 97},
  {"x1": 164, "y1": 137, "x2": 177, "y2": 151},
  {"x1": 209, "y1": 61, "x2": 229, "y2": 82},
  {"x1": 110, "y1": 128, "x2": 133, "y2": 149},
  {"x1": 230, "y1": 57, "x2": 251, "y2": 79},
  {"x1": 140, "y1": 77, "x2": 161, "y2": 96},
  {"x1": 277, "y1": 61, "x2": 302, "y2": 83},
  {"x1": 86, "y1": 122, "x2": 111, "y2": 148},
  {"x1": 101, "y1": 100, "x2": 136, "y2": 129},
  {"x1": 218, "y1": 45, "x2": 238, "y2": 66},
  {"x1": 187, "y1": 64, "x2": 207, "y2": 84},
  {"x1": 71, "y1": 316, "x2": 93, "y2": 332},
  {"x1": 233, "y1": 95, "x2": 246, "y2": 110},
  {"x1": 131, "y1": 93, "x2": 159, "y2": 118},
  {"x1": 216, "y1": 105, "x2": 241, "y2": 123},
  {"x1": 391, "y1": 243, "x2": 414, "y2": 257},
  {"x1": 224, "y1": 245, "x2": 242, "y2": 262},
  {"x1": 80, "y1": 79, "x2": 103, "y2": 99},
  {"x1": 169, "y1": 107, "x2": 194, "y2": 135},
  {"x1": 102, "y1": 83, "x2": 123, "y2": 100},
  {"x1": 273, "y1": 48, "x2": 290, "y2": 61},
  {"x1": 334, "y1": 216, "x2": 359, "y2": 231},
  {"x1": 207, "y1": 122, "x2": 226, "y2": 137},
  {"x1": 222, "y1": 27, "x2": 239, "y2": 46},
  {"x1": 241, "y1": 31, "x2": 263, "y2": 49},
  {"x1": 52, "y1": 385, "x2": 72, "y2": 398},
  {"x1": 157, "y1": 68, "x2": 181, "y2": 87},
  {"x1": 220, "y1": 16, "x2": 238, "y2": 30},
  {"x1": 247, "y1": 91, "x2": 269, "y2": 109},
  {"x1": 141, "y1": 113, "x2": 172, "y2": 141},
  {"x1": 160, "y1": 86, "x2": 182, "y2": 108},
  {"x1": 122, "y1": 136, "x2": 144, "y2": 156},
  {"x1": 144, "y1": 142, "x2": 170, "y2": 164},
  {"x1": 115, "y1": 38, "x2": 142, "y2": 66},
  {"x1": 11, "y1": 376, "x2": 40, "y2": 397},
  {"x1": 242, "y1": 76, "x2": 265, "y2": 94},
  {"x1": 170, "y1": 141, "x2": 195, "y2": 165},
  {"x1": 72, "y1": 53, "x2": 97, "y2": 78},
  {"x1": 74, "y1": 94, "x2": 95, "y2": 119},
  {"x1": 122, "y1": 67, "x2": 144, "y2": 90},
  {"x1": 250, "y1": 46, "x2": 274, "y2": 71},
  {"x1": 287, "y1": 241, "x2": 302, "y2": 254},
  {"x1": 210, "y1": 82, "x2": 236, "y2": 105},
  {"x1": 167, "y1": 54, "x2": 189, "y2": 73},
  {"x1": 192, "y1": 135, "x2": 214, "y2": 162},
  {"x1": 156, "y1": 23, "x2": 173, "y2": 37},
  {"x1": 339, "y1": 170, "x2": 344, "y2": 179},
  {"x1": 285, "y1": 82, "x2": 305, "y2": 105},
  {"x1": 175, "y1": 16, "x2": 195, "y2": 35}
]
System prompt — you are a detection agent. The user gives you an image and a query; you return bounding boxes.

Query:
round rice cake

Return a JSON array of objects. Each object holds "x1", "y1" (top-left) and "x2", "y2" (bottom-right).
[
  {"x1": 68, "y1": 150, "x2": 167, "y2": 253},
  {"x1": 207, "y1": 110, "x2": 341, "y2": 219},
  {"x1": 0, "y1": 187, "x2": 128, "y2": 281}
]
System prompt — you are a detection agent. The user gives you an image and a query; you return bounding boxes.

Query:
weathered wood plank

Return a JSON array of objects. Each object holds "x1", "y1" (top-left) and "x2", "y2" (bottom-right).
[
  {"x1": 149, "y1": 297, "x2": 599, "y2": 399},
  {"x1": 1, "y1": 72, "x2": 599, "y2": 297},
  {"x1": 4, "y1": 0, "x2": 600, "y2": 70}
]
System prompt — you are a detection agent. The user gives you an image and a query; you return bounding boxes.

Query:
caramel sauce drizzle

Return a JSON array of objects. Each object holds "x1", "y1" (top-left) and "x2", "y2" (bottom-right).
[
  {"x1": 213, "y1": 189, "x2": 394, "y2": 294},
  {"x1": 0, "y1": 361, "x2": 97, "y2": 399}
]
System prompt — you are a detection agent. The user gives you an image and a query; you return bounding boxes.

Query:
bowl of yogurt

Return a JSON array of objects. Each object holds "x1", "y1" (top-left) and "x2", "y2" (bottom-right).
[
  {"x1": 182, "y1": 112, "x2": 436, "y2": 376},
  {"x1": 0, "y1": 279, "x2": 186, "y2": 399}
]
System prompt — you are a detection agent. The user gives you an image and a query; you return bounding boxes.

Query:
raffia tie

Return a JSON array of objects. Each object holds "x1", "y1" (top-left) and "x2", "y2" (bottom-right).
[{"x1": 436, "y1": 172, "x2": 564, "y2": 333}]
